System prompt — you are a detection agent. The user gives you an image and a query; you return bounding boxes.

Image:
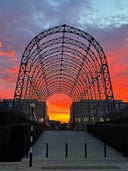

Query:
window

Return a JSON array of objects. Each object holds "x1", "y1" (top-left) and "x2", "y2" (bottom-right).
[
  {"x1": 83, "y1": 117, "x2": 89, "y2": 123},
  {"x1": 91, "y1": 117, "x2": 95, "y2": 123},
  {"x1": 75, "y1": 117, "x2": 81, "y2": 123},
  {"x1": 99, "y1": 117, "x2": 104, "y2": 122}
]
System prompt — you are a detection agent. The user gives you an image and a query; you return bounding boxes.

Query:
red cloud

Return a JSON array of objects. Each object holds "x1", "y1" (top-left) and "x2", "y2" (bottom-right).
[
  {"x1": 0, "y1": 41, "x2": 16, "y2": 61},
  {"x1": 0, "y1": 67, "x2": 19, "y2": 83},
  {"x1": 0, "y1": 67, "x2": 18, "y2": 99},
  {"x1": 0, "y1": 50, "x2": 15, "y2": 58},
  {"x1": 106, "y1": 45, "x2": 128, "y2": 102},
  {"x1": 0, "y1": 87, "x2": 14, "y2": 99},
  {"x1": 6, "y1": 67, "x2": 19, "y2": 73},
  {"x1": 0, "y1": 41, "x2": 2, "y2": 48}
]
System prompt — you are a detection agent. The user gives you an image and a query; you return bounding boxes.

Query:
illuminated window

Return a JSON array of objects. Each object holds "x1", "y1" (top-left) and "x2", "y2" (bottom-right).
[
  {"x1": 100, "y1": 117, "x2": 104, "y2": 122},
  {"x1": 75, "y1": 117, "x2": 81, "y2": 123},
  {"x1": 83, "y1": 117, "x2": 89, "y2": 122},
  {"x1": 91, "y1": 117, "x2": 95, "y2": 123}
]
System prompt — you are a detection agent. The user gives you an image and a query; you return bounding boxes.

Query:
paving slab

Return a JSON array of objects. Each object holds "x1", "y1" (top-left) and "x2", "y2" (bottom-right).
[{"x1": 0, "y1": 130, "x2": 128, "y2": 171}]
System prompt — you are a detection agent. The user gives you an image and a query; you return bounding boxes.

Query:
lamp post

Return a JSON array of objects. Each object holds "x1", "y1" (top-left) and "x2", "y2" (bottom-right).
[{"x1": 29, "y1": 103, "x2": 35, "y2": 167}]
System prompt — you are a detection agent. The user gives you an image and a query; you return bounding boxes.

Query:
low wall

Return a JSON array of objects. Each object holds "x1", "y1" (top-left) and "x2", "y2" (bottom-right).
[
  {"x1": 0, "y1": 122, "x2": 44, "y2": 161},
  {"x1": 87, "y1": 123, "x2": 128, "y2": 156},
  {"x1": 0, "y1": 110, "x2": 30, "y2": 126}
]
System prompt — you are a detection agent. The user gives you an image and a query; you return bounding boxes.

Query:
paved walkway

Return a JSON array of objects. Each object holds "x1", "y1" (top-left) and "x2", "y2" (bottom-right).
[{"x1": 0, "y1": 130, "x2": 128, "y2": 171}]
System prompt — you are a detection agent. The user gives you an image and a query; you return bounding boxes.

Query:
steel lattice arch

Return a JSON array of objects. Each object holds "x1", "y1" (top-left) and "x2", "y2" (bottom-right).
[{"x1": 13, "y1": 24, "x2": 114, "y2": 110}]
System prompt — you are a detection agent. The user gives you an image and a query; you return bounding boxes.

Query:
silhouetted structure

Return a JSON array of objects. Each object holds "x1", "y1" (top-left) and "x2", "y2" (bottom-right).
[
  {"x1": 1, "y1": 24, "x2": 126, "y2": 161},
  {"x1": 13, "y1": 24, "x2": 115, "y2": 121}
]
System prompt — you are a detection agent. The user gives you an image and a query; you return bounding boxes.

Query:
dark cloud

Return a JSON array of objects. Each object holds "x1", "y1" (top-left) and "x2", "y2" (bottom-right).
[{"x1": 0, "y1": 0, "x2": 93, "y2": 62}]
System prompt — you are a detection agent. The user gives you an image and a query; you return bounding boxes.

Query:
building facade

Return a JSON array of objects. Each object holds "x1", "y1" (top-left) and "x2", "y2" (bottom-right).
[
  {"x1": 0, "y1": 99, "x2": 47, "y2": 123},
  {"x1": 70, "y1": 99, "x2": 128, "y2": 131}
]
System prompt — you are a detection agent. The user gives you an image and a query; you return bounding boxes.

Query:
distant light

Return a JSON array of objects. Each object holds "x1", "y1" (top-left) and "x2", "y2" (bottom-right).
[{"x1": 39, "y1": 118, "x2": 44, "y2": 123}]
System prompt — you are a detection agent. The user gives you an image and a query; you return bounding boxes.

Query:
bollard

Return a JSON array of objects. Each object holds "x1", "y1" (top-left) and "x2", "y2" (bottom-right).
[
  {"x1": 104, "y1": 143, "x2": 107, "y2": 158},
  {"x1": 46, "y1": 143, "x2": 48, "y2": 158},
  {"x1": 84, "y1": 143, "x2": 87, "y2": 158},
  {"x1": 65, "y1": 143, "x2": 68, "y2": 158},
  {"x1": 29, "y1": 147, "x2": 32, "y2": 167}
]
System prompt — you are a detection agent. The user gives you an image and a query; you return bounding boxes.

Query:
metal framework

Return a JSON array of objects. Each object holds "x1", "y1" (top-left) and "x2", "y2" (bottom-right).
[{"x1": 13, "y1": 24, "x2": 114, "y2": 110}]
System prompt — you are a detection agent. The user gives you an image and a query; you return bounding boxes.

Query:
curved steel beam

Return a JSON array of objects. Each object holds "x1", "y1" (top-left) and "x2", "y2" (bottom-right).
[{"x1": 13, "y1": 24, "x2": 114, "y2": 112}]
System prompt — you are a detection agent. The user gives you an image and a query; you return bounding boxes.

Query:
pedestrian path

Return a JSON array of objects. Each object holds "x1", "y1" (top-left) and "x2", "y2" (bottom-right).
[
  {"x1": 0, "y1": 130, "x2": 128, "y2": 171},
  {"x1": 25, "y1": 130, "x2": 125, "y2": 160}
]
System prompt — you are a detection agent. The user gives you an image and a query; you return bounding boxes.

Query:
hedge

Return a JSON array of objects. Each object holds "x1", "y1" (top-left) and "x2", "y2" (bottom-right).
[
  {"x1": 0, "y1": 122, "x2": 44, "y2": 161},
  {"x1": 87, "y1": 123, "x2": 128, "y2": 156}
]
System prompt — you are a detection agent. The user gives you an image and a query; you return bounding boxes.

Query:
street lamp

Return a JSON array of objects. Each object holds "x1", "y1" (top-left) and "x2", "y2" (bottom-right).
[
  {"x1": 29, "y1": 103, "x2": 35, "y2": 167},
  {"x1": 30, "y1": 103, "x2": 36, "y2": 112}
]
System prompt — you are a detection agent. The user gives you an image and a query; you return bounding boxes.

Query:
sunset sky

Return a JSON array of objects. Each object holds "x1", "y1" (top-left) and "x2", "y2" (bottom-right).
[{"x1": 0, "y1": 0, "x2": 128, "y2": 122}]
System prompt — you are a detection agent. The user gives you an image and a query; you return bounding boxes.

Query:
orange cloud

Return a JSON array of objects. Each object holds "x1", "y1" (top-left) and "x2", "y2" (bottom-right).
[{"x1": 49, "y1": 113, "x2": 70, "y2": 123}]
